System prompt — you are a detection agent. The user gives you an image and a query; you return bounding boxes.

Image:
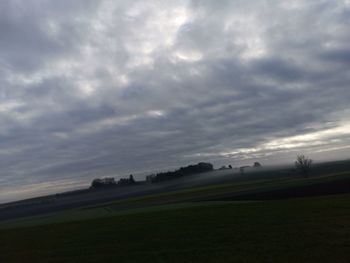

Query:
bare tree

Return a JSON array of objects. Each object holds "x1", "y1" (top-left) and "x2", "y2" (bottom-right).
[{"x1": 295, "y1": 154, "x2": 313, "y2": 177}]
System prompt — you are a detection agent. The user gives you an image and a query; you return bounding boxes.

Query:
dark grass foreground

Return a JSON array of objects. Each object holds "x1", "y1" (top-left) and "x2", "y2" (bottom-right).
[
  {"x1": 211, "y1": 176, "x2": 350, "y2": 201},
  {"x1": 1, "y1": 194, "x2": 350, "y2": 263}
]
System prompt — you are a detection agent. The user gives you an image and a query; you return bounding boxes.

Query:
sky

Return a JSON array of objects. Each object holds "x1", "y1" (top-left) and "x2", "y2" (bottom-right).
[{"x1": 1, "y1": 0, "x2": 350, "y2": 203}]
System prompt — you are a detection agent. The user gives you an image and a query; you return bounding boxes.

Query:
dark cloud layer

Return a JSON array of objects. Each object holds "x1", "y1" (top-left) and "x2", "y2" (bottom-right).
[{"x1": 1, "y1": 0, "x2": 350, "y2": 202}]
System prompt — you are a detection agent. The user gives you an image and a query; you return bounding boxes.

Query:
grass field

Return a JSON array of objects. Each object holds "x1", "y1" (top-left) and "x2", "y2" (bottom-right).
[
  {"x1": 1, "y1": 194, "x2": 350, "y2": 262},
  {"x1": 1, "y1": 166, "x2": 350, "y2": 262}
]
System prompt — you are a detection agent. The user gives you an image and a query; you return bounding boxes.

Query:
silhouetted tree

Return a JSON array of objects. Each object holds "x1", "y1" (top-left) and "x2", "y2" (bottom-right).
[
  {"x1": 253, "y1": 162, "x2": 262, "y2": 168},
  {"x1": 117, "y1": 175, "x2": 136, "y2": 186},
  {"x1": 295, "y1": 154, "x2": 312, "y2": 177},
  {"x1": 90, "y1": 177, "x2": 116, "y2": 188},
  {"x1": 149, "y1": 162, "x2": 214, "y2": 183},
  {"x1": 228, "y1": 165, "x2": 232, "y2": 169}
]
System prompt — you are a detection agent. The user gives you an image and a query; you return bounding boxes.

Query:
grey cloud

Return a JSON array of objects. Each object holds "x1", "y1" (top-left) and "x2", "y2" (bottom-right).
[
  {"x1": 320, "y1": 48, "x2": 350, "y2": 65},
  {"x1": 0, "y1": 1, "x2": 100, "y2": 73},
  {"x1": 1, "y1": 0, "x2": 350, "y2": 202}
]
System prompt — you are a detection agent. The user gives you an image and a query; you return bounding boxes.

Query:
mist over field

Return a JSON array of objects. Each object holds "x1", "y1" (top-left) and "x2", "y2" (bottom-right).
[{"x1": 1, "y1": 0, "x2": 350, "y2": 202}]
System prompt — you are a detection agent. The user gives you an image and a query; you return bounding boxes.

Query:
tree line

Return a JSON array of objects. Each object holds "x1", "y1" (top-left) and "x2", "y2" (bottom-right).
[
  {"x1": 146, "y1": 162, "x2": 214, "y2": 183},
  {"x1": 90, "y1": 154, "x2": 312, "y2": 189},
  {"x1": 90, "y1": 174, "x2": 135, "y2": 188}
]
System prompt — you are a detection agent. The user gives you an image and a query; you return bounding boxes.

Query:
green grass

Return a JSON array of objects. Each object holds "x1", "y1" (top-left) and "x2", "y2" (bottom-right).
[
  {"x1": 1, "y1": 170, "x2": 350, "y2": 262},
  {"x1": 1, "y1": 194, "x2": 350, "y2": 263},
  {"x1": 0, "y1": 201, "x2": 253, "y2": 229},
  {"x1": 2, "y1": 171, "x2": 350, "y2": 229},
  {"x1": 81, "y1": 170, "x2": 350, "y2": 210}
]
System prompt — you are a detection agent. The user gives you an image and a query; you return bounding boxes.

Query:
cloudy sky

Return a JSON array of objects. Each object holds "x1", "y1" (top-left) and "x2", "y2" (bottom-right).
[{"x1": 1, "y1": 0, "x2": 350, "y2": 202}]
